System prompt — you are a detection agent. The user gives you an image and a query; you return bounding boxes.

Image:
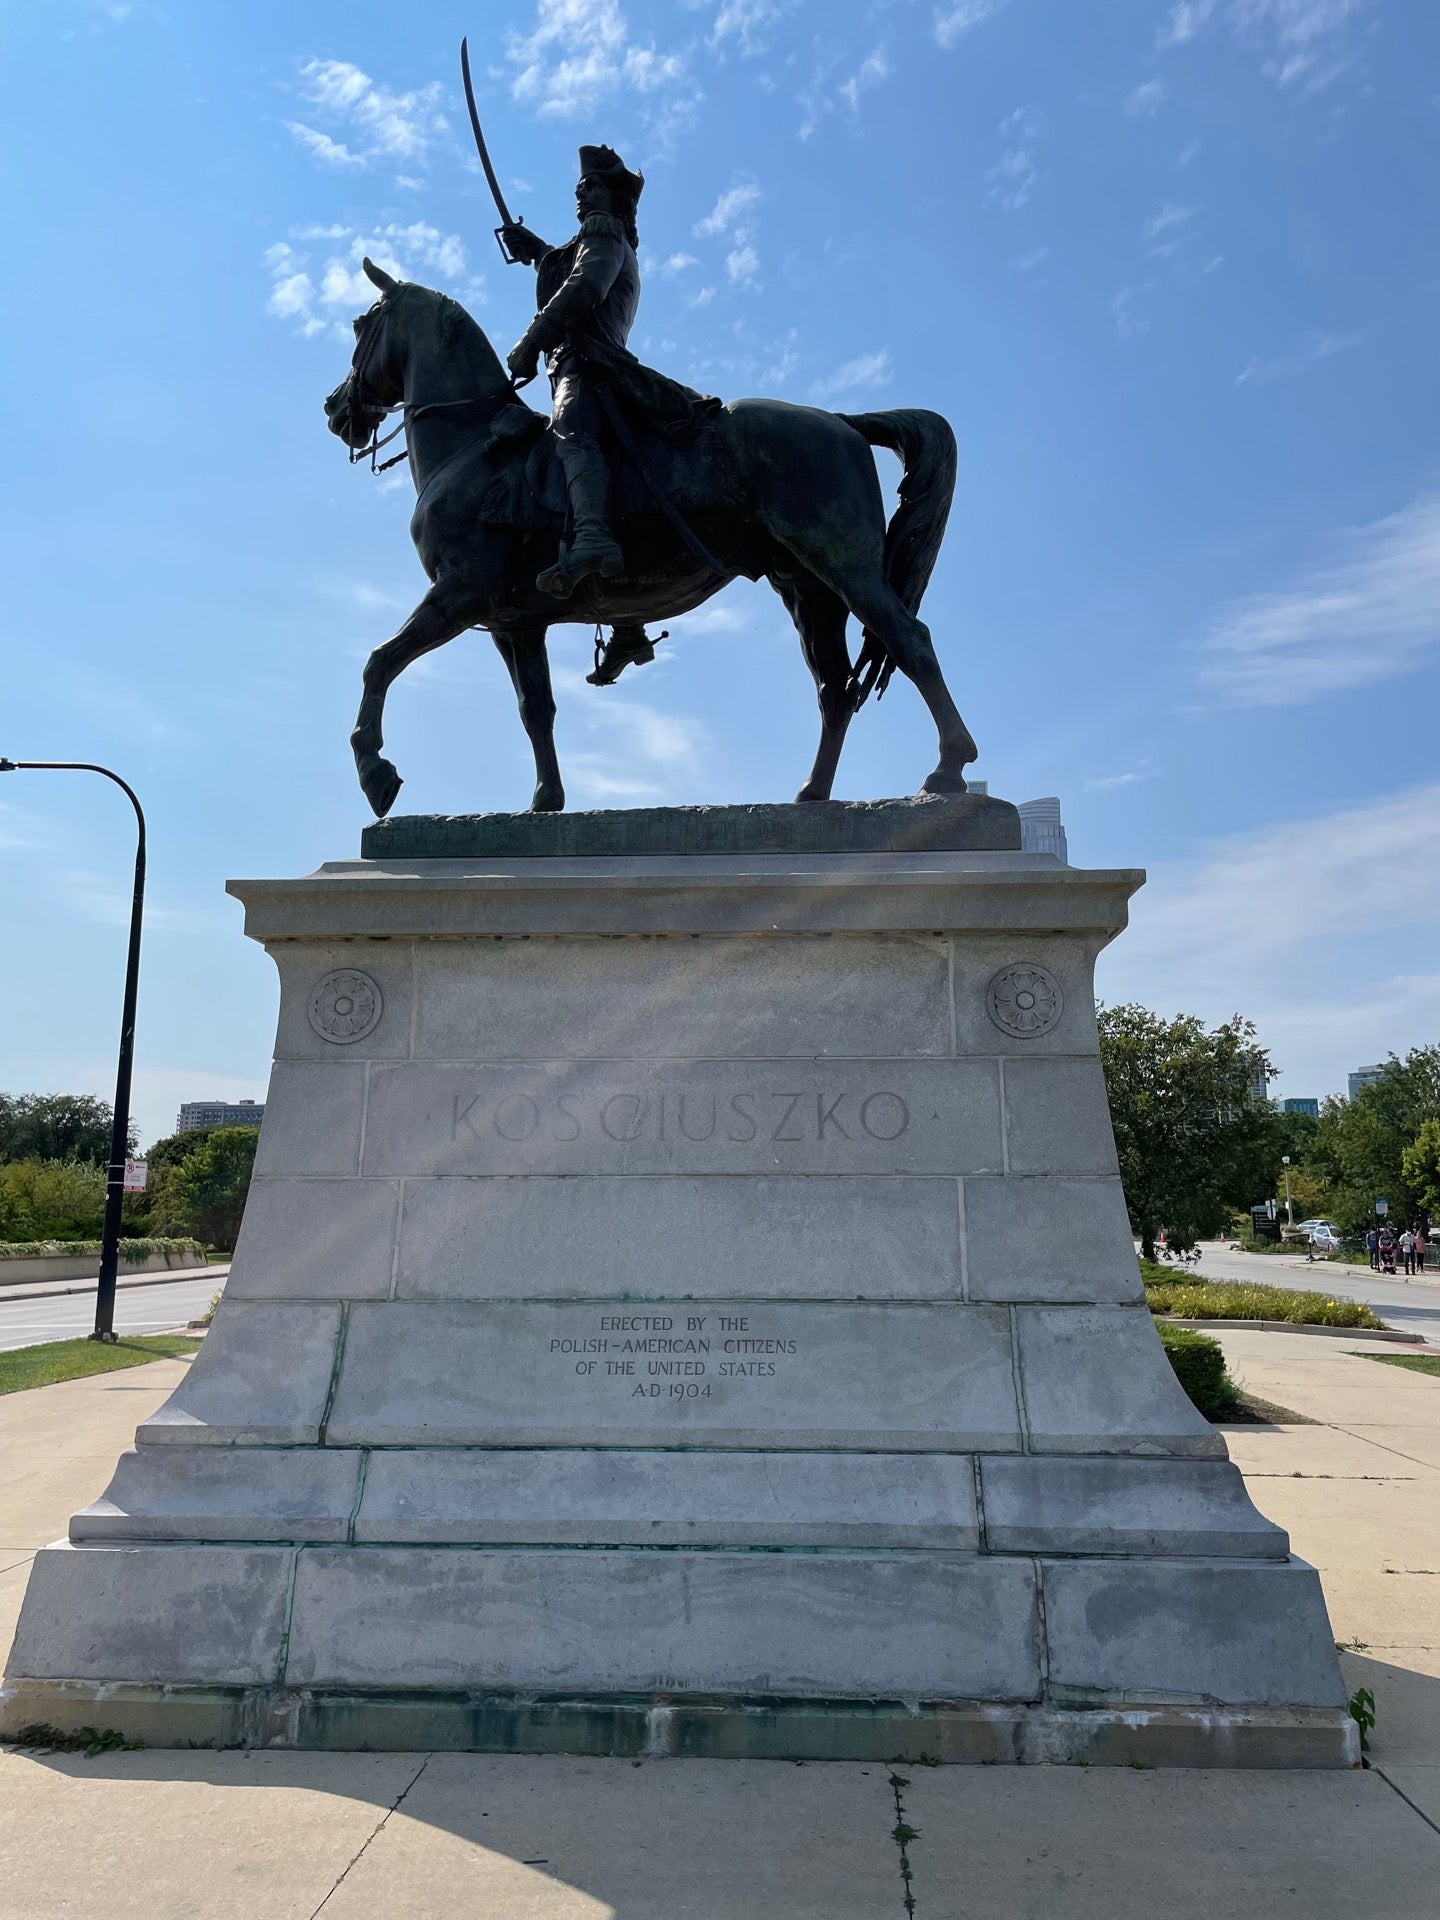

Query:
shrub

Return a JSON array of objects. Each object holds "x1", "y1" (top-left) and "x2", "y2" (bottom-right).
[
  {"x1": 168, "y1": 1127, "x2": 259, "y2": 1251},
  {"x1": 1158, "y1": 1323, "x2": 1238, "y2": 1418},
  {"x1": 0, "y1": 1237, "x2": 205, "y2": 1263},
  {"x1": 0, "y1": 1159, "x2": 107, "y2": 1240}
]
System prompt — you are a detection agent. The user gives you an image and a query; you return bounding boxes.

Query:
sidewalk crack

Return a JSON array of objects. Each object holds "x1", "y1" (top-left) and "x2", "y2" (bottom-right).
[
  {"x1": 888, "y1": 1769, "x2": 920, "y2": 1916},
  {"x1": 308, "y1": 1753, "x2": 432, "y2": 1918}
]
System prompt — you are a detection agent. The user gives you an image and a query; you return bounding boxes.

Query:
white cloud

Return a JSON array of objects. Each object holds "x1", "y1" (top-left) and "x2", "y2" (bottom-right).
[
  {"x1": 708, "y1": 0, "x2": 788, "y2": 54},
  {"x1": 686, "y1": 285, "x2": 717, "y2": 307},
  {"x1": 552, "y1": 665, "x2": 704, "y2": 802},
  {"x1": 1012, "y1": 246, "x2": 1051, "y2": 272},
  {"x1": 1197, "y1": 494, "x2": 1440, "y2": 706},
  {"x1": 1143, "y1": 202, "x2": 1196, "y2": 240},
  {"x1": 840, "y1": 45, "x2": 890, "y2": 113},
  {"x1": 1158, "y1": 0, "x2": 1367, "y2": 89},
  {"x1": 1126, "y1": 78, "x2": 1167, "y2": 115},
  {"x1": 1234, "y1": 328, "x2": 1362, "y2": 386},
  {"x1": 935, "y1": 0, "x2": 1008, "y2": 51},
  {"x1": 1157, "y1": 0, "x2": 1217, "y2": 47},
  {"x1": 290, "y1": 58, "x2": 447, "y2": 171},
  {"x1": 695, "y1": 183, "x2": 763, "y2": 237},
  {"x1": 655, "y1": 251, "x2": 700, "y2": 275},
  {"x1": 262, "y1": 224, "x2": 472, "y2": 340},
  {"x1": 726, "y1": 243, "x2": 760, "y2": 285},
  {"x1": 1098, "y1": 783, "x2": 1440, "y2": 1102},
  {"x1": 506, "y1": 0, "x2": 689, "y2": 120},
  {"x1": 1111, "y1": 287, "x2": 1151, "y2": 338},
  {"x1": 987, "y1": 105, "x2": 1043, "y2": 210},
  {"x1": 284, "y1": 122, "x2": 365, "y2": 168},
  {"x1": 808, "y1": 350, "x2": 893, "y2": 401}
]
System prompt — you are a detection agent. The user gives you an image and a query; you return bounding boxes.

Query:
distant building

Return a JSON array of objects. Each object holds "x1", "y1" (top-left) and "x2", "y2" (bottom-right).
[
  {"x1": 965, "y1": 782, "x2": 1069, "y2": 863},
  {"x1": 1278, "y1": 1097, "x2": 1319, "y2": 1118},
  {"x1": 175, "y1": 1098, "x2": 265, "y2": 1135},
  {"x1": 1017, "y1": 796, "x2": 1068, "y2": 863},
  {"x1": 1347, "y1": 1065, "x2": 1385, "y2": 1101},
  {"x1": 1250, "y1": 1062, "x2": 1270, "y2": 1104}
]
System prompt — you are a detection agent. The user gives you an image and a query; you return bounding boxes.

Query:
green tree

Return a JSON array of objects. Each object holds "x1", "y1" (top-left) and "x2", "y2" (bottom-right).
[
  {"x1": 0, "y1": 1159, "x2": 108, "y2": 1240},
  {"x1": 1401, "y1": 1118, "x2": 1440, "y2": 1226},
  {"x1": 0, "y1": 1092, "x2": 134, "y2": 1167},
  {"x1": 1098, "y1": 1004, "x2": 1277, "y2": 1258},
  {"x1": 167, "y1": 1127, "x2": 259, "y2": 1250},
  {"x1": 1309, "y1": 1047, "x2": 1440, "y2": 1236}
]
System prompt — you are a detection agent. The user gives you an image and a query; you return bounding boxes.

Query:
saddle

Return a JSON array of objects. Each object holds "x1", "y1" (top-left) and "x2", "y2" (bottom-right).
[{"x1": 476, "y1": 352, "x2": 729, "y2": 537}]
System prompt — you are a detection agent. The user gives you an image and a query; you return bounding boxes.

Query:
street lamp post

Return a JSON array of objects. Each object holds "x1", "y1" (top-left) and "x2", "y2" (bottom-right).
[
  {"x1": 1282, "y1": 1154, "x2": 1293, "y2": 1229},
  {"x1": 0, "y1": 759, "x2": 146, "y2": 1341}
]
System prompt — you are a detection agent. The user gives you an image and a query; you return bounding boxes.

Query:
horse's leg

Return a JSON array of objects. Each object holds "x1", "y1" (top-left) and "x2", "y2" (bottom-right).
[
  {"x1": 352, "y1": 574, "x2": 484, "y2": 817},
  {"x1": 780, "y1": 543, "x2": 976, "y2": 795},
  {"x1": 491, "y1": 620, "x2": 565, "y2": 813},
  {"x1": 771, "y1": 570, "x2": 855, "y2": 803}
]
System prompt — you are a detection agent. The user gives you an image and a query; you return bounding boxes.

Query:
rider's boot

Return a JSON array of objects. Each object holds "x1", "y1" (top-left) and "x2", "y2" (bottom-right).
[
  {"x1": 537, "y1": 453, "x2": 624, "y2": 597},
  {"x1": 586, "y1": 622, "x2": 664, "y2": 686}
]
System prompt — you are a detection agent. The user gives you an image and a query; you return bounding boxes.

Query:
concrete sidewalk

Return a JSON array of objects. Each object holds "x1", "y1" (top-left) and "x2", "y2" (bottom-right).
[{"x1": 3, "y1": 1339, "x2": 1439, "y2": 1918}]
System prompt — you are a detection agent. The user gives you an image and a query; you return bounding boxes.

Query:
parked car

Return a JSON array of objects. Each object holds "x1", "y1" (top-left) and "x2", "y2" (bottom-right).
[{"x1": 1308, "y1": 1225, "x2": 1342, "y2": 1253}]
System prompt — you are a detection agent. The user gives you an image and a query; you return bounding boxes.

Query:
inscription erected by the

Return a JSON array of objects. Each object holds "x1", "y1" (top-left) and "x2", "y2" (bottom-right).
[{"x1": 550, "y1": 1311, "x2": 799, "y2": 1398}]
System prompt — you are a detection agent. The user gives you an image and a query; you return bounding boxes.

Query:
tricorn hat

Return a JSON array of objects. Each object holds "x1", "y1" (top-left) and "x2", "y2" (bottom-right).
[{"x1": 578, "y1": 143, "x2": 644, "y2": 207}]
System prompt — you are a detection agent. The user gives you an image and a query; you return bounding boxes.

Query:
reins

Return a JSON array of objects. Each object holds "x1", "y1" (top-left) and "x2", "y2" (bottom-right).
[{"x1": 345, "y1": 309, "x2": 534, "y2": 477}]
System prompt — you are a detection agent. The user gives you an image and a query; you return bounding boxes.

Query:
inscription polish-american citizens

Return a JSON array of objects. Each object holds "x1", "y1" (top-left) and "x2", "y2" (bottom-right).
[{"x1": 362, "y1": 1060, "x2": 1004, "y2": 1176}]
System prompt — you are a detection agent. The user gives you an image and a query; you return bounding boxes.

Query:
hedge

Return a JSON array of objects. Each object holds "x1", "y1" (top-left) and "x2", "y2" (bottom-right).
[
  {"x1": 1143, "y1": 1274, "x2": 1382, "y2": 1328},
  {"x1": 0, "y1": 1237, "x2": 206, "y2": 1263},
  {"x1": 1158, "y1": 1323, "x2": 1238, "y2": 1419}
]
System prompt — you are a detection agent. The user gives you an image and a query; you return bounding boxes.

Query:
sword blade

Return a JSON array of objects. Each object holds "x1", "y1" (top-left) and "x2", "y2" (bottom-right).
[{"x1": 460, "y1": 37, "x2": 514, "y2": 229}]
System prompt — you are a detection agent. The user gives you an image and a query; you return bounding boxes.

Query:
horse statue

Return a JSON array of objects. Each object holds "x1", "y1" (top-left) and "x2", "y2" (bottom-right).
[{"x1": 324, "y1": 258, "x2": 977, "y2": 817}]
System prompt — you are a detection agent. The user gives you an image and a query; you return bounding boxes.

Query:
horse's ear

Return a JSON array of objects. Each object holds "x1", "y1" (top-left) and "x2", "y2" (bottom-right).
[{"x1": 363, "y1": 256, "x2": 398, "y2": 292}]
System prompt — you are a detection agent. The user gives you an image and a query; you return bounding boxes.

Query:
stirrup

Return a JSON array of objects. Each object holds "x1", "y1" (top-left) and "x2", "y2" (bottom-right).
[
  {"x1": 536, "y1": 534, "x2": 625, "y2": 598},
  {"x1": 586, "y1": 627, "x2": 667, "y2": 687}
]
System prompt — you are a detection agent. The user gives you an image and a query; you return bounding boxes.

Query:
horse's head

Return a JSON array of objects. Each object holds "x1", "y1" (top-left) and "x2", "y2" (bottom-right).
[
  {"x1": 324, "y1": 258, "x2": 512, "y2": 452},
  {"x1": 324, "y1": 257, "x2": 409, "y2": 450}
]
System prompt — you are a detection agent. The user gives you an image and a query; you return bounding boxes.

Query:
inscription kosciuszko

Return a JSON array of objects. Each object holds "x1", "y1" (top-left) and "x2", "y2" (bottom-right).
[{"x1": 452, "y1": 1086, "x2": 912, "y2": 1146}]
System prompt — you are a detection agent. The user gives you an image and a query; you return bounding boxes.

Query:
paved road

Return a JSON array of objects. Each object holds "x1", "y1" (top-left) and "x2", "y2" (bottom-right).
[
  {"x1": 0, "y1": 1272, "x2": 227, "y2": 1353},
  {"x1": 1175, "y1": 1242, "x2": 1440, "y2": 1345}
]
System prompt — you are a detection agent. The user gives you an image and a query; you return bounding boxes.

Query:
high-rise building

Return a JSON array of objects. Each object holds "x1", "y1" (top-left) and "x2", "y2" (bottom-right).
[
  {"x1": 1347, "y1": 1065, "x2": 1385, "y2": 1101},
  {"x1": 1017, "y1": 796, "x2": 1068, "y2": 863},
  {"x1": 1278, "y1": 1097, "x2": 1319, "y2": 1118},
  {"x1": 174, "y1": 1098, "x2": 265, "y2": 1135}
]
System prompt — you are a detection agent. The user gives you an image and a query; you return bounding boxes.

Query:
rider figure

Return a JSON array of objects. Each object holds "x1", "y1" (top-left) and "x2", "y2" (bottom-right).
[{"x1": 503, "y1": 145, "x2": 644, "y2": 602}]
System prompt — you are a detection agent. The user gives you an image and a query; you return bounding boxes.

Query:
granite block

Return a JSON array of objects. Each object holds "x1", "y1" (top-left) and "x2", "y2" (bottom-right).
[
  {"x1": 981, "y1": 1456, "x2": 1289, "y2": 1558},
  {"x1": 1041, "y1": 1556, "x2": 1348, "y2": 1708},
  {"x1": 226, "y1": 1177, "x2": 400, "y2": 1301},
  {"x1": 4, "y1": 1542, "x2": 292, "y2": 1685},
  {"x1": 283, "y1": 1547, "x2": 1042, "y2": 1699},
  {"x1": 253, "y1": 1061, "x2": 368, "y2": 1178},
  {"x1": 415, "y1": 932, "x2": 951, "y2": 1061},
  {"x1": 136, "y1": 1301, "x2": 343, "y2": 1447},
  {"x1": 1016, "y1": 1307, "x2": 1225, "y2": 1456},
  {"x1": 325, "y1": 1300, "x2": 1023, "y2": 1451},
  {"x1": 356, "y1": 1448, "x2": 981, "y2": 1548},
  {"x1": 362, "y1": 1058, "x2": 1003, "y2": 1178},
  {"x1": 395, "y1": 1173, "x2": 962, "y2": 1301},
  {"x1": 268, "y1": 940, "x2": 414, "y2": 1061},
  {"x1": 71, "y1": 1447, "x2": 364, "y2": 1544},
  {"x1": 963, "y1": 1175, "x2": 1141, "y2": 1302},
  {"x1": 1002, "y1": 1056, "x2": 1119, "y2": 1175}
]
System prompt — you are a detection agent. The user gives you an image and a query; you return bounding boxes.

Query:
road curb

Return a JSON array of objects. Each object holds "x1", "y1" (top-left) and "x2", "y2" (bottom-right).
[
  {"x1": 0, "y1": 1268, "x2": 228, "y2": 1307},
  {"x1": 1159, "y1": 1316, "x2": 1421, "y2": 1345}
]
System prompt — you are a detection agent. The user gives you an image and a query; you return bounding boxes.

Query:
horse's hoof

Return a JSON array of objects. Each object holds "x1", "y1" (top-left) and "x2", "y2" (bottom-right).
[
  {"x1": 794, "y1": 783, "x2": 832, "y2": 804},
  {"x1": 920, "y1": 768, "x2": 969, "y2": 797},
  {"x1": 361, "y1": 758, "x2": 403, "y2": 818},
  {"x1": 530, "y1": 782, "x2": 565, "y2": 814}
]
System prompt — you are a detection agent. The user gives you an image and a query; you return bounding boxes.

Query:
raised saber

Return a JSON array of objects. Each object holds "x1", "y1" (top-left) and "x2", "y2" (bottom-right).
[{"x1": 460, "y1": 36, "x2": 521, "y2": 264}]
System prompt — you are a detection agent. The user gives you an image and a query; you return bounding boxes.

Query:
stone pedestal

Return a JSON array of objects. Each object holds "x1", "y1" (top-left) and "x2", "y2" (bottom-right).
[{"x1": 1, "y1": 829, "x2": 1355, "y2": 1764}]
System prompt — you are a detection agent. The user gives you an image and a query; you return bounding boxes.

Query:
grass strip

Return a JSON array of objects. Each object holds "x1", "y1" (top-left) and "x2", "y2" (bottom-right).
[
  {"x1": 0, "y1": 1334, "x2": 201, "y2": 1397},
  {"x1": 1357, "y1": 1353, "x2": 1440, "y2": 1379}
]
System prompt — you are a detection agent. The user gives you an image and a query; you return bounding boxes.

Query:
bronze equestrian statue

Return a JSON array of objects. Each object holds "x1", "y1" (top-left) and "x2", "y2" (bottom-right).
[{"x1": 324, "y1": 143, "x2": 977, "y2": 818}]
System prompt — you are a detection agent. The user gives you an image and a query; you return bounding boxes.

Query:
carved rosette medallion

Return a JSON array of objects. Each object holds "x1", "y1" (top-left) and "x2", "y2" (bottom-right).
[
  {"x1": 986, "y1": 963, "x2": 1063, "y2": 1039},
  {"x1": 308, "y1": 968, "x2": 384, "y2": 1045}
]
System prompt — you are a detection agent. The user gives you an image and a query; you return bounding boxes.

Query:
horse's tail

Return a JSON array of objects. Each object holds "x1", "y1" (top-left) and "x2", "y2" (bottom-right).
[{"x1": 838, "y1": 408, "x2": 957, "y2": 709}]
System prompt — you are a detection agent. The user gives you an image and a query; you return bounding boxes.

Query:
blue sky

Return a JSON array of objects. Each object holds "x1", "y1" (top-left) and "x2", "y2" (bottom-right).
[{"x1": 1, "y1": 0, "x2": 1437, "y2": 1145}]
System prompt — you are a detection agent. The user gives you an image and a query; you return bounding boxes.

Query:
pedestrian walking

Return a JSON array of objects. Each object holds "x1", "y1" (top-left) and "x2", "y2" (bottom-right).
[
  {"x1": 1401, "y1": 1227, "x2": 1418, "y2": 1278},
  {"x1": 1418, "y1": 1226, "x2": 1430, "y2": 1274},
  {"x1": 1378, "y1": 1227, "x2": 1397, "y2": 1276},
  {"x1": 1366, "y1": 1226, "x2": 1380, "y2": 1271}
]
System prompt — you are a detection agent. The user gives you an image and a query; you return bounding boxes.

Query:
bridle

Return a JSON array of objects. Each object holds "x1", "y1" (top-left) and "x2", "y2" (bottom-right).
[{"x1": 344, "y1": 299, "x2": 534, "y2": 477}]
